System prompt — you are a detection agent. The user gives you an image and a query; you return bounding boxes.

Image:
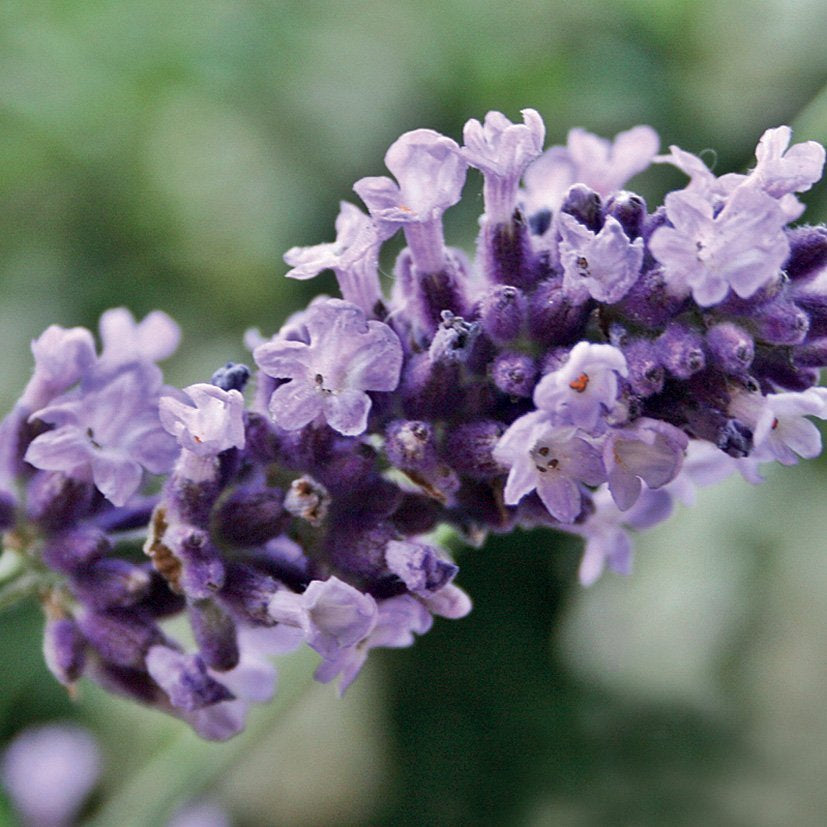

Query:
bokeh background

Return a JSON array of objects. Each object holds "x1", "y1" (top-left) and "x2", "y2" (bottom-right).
[{"x1": 2, "y1": 1, "x2": 827, "y2": 824}]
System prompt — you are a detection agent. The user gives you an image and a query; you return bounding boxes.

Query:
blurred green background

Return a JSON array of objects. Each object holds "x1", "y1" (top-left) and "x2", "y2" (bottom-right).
[{"x1": 2, "y1": 1, "x2": 827, "y2": 824}]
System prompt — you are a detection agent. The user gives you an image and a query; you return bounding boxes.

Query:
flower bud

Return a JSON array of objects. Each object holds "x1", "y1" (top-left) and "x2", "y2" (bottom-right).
[
  {"x1": 188, "y1": 598, "x2": 239, "y2": 672},
  {"x1": 491, "y1": 352, "x2": 537, "y2": 398},
  {"x1": 604, "y1": 190, "x2": 647, "y2": 239},
  {"x1": 477, "y1": 285, "x2": 527, "y2": 342},
  {"x1": 560, "y1": 184, "x2": 603, "y2": 232},
  {"x1": 706, "y1": 322, "x2": 754, "y2": 374}
]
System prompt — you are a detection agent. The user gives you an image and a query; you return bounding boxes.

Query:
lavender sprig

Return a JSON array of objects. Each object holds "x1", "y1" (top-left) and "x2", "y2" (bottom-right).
[{"x1": 1, "y1": 112, "x2": 826, "y2": 740}]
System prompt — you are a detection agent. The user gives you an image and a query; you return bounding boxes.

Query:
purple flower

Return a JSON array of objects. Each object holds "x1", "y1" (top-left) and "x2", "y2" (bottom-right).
[
  {"x1": 354, "y1": 128, "x2": 467, "y2": 273},
  {"x1": 20, "y1": 325, "x2": 97, "y2": 411},
  {"x1": 98, "y1": 307, "x2": 180, "y2": 367},
  {"x1": 354, "y1": 128, "x2": 467, "y2": 226},
  {"x1": 268, "y1": 576, "x2": 378, "y2": 660},
  {"x1": 1, "y1": 723, "x2": 101, "y2": 827},
  {"x1": 25, "y1": 362, "x2": 179, "y2": 506},
  {"x1": 558, "y1": 213, "x2": 644, "y2": 303},
  {"x1": 533, "y1": 341, "x2": 628, "y2": 433},
  {"x1": 752, "y1": 126, "x2": 825, "y2": 199},
  {"x1": 284, "y1": 201, "x2": 386, "y2": 314},
  {"x1": 602, "y1": 418, "x2": 688, "y2": 510},
  {"x1": 314, "y1": 594, "x2": 433, "y2": 695},
  {"x1": 649, "y1": 184, "x2": 790, "y2": 306},
  {"x1": 523, "y1": 125, "x2": 659, "y2": 212},
  {"x1": 146, "y1": 646, "x2": 235, "y2": 711},
  {"x1": 493, "y1": 412, "x2": 606, "y2": 523},
  {"x1": 159, "y1": 383, "x2": 245, "y2": 457},
  {"x1": 573, "y1": 486, "x2": 674, "y2": 585},
  {"x1": 385, "y1": 539, "x2": 458, "y2": 595},
  {"x1": 730, "y1": 387, "x2": 827, "y2": 465},
  {"x1": 461, "y1": 108, "x2": 545, "y2": 224},
  {"x1": 254, "y1": 299, "x2": 403, "y2": 436}
]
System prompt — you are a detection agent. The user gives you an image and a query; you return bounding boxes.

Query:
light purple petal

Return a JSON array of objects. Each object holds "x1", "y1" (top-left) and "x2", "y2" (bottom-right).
[
  {"x1": 536, "y1": 473, "x2": 582, "y2": 523},
  {"x1": 267, "y1": 380, "x2": 322, "y2": 431},
  {"x1": 323, "y1": 388, "x2": 371, "y2": 436}
]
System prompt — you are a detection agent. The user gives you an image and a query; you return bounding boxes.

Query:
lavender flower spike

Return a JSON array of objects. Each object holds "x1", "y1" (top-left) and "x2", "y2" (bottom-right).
[
  {"x1": 354, "y1": 128, "x2": 467, "y2": 274},
  {"x1": 284, "y1": 201, "x2": 386, "y2": 314},
  {"x1": 254, "y1": 298, "x2": 402, "y2": 436},
  {"x1": 461, "y1": 108, "x2": 545, "y2": 225}
]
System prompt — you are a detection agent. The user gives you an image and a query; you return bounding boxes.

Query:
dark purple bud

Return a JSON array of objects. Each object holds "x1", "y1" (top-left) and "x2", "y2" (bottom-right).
[
  {"x1": 390, "y1": 494, "x2": 441, "y2": 536},
  {"x1": 385, "y1": 420, "x2": 437, "y2": 471},
  {"x1": 792, "y1": 338, "x2": 827, "y2": 368},
  {"x1": 443, "y1": 421, "x2": 507, "y2": 479},
  {"x1": 70, "y1": 559, "x2": 152, "y2": 610},
  {"x1": 621, "y1": 339, "x2": 664, "y2": 397},
  {"x1": 395, "y1": 248, "x2": 470, "y2": 335},
  {"x1": 78, "y1": 607, "x2": 162, "y2": 669},
  {"x1": 43, "y1": 616, "x2": 86, "y2": 685},
  {"x1": 401, "y1": 352, "x2": 464, "y2": 420},
  {"x1": 26, "y1": 472, "x2": 96, "y2": 531},
  {"x1": 560, "y1": 184, "x2": 603, "y2": 232},
  {"x1": 327, "y1": 518, "x2": 396, "y2": 581},
  {"x1": 792, "y1": 292, "x2": 827, "y2": 339},
  {"x1": 215, "y1": 485, "x2": 286, "y2": 546},
  {"x1": 656, "y1": 323, "x2": 705, "y2": 379},
  {"x1": 88, "y1": 661, "x2": 167, "y2": 706},
  {"x1": 165, "y1": 475, "x2": 221, "y2": 529},
  {"x1": 491, "y1": 352, "x2": 537, "y2": 398},
  {"x1": 220, "y1": 562, "x2": 279, "y2": 625},
  {"x1": 528, "y1": 278, "x2": 591, "y2": 346},
  {"x1": 478, "y1": 285, "x2": 527, "y2": 342},
  {"x1": 0, "y1": 490, "x2": 15, "y2": 530},
  {"x1": 752, "y1": 351, "x2": 820, "y2": 392},
  {"x1": 188, "y1": 598, "x2": 239, "y2": 671},
  {"x1": 41, "y1": 527, "x2": 110, "y2": 574},
  {"x1": 146, "y1": 647, "x2": 234, "y2": 711},
  {"x1": 314, "y1": 439, "x2": 378, "y2": 492},
  {"x1": 239, "y1": 412, "x2": 280, "y2": 467},
  {"x1": 210, "y1": 362, "x2": 251, "y2": 393},
  {"x1": 529, "y1": 207, "x2": 552, "y2": 236},
  {"x1": 784, "y1": 225, "x2": 827, "y2": 282},
  {"x1": 165, "y1": 525, "x2": 225, "y2": 598},
  {"x1": 478, "y1": 214, "x2": 540, "y2": 289},
  {"x1": 615, "y1": 266, "x2": 686, "y2": 326},
  {"x1": 751, "y1": 296, "x2": 810, "y2": 345},
  {"x1": 706, "y1": 322, "x2": 754, "y2": 373},
  {"x1": 283, "y1": 475, "x2": 329, "y2": 527},
  {"x1": 94, "y1": 497, "x2": 157, "y2": 533},
  {"x1": 604, "y1": 190, "x2": 647, "y2": 239}
]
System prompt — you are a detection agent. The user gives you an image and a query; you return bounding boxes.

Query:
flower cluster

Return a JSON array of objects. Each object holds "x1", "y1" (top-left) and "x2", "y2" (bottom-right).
[{"x1": 1, "y1": 111, "x2": 825, "y2": 739}]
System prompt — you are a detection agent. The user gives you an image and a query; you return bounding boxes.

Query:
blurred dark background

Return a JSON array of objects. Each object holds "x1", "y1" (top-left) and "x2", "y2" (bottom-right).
[{"x1": 2, "y1": 1, "x2": 827, "y2": 824}]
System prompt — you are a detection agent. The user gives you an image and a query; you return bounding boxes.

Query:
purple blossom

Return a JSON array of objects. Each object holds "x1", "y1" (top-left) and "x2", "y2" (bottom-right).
[
  {"x1": 533, "y1": 341, "x2": 628, "y2": 433},
  {"x1": 314, "y1": 594, "x2": 433, "y2": 695},
  {"x1": 603, "y1": 418, "x2": 688, "y2": 510},
  {"x1": 354, "y1": 128, "x2": 467, "y2": 273},
  {"x1": 385, "y1": 539, "x2": 458, "y2": 594},
  {"x1": 752, "y1": 125, "x2": 826, "y2": 199},
  {"x1": 461, "y1": 108, "x2": 545, "y2": 224},
  {"x1": 573, "y1": 486, "x2": 674, "y2": 585},
  {"x1": 25, "y1": 362, "x2": 179, "y2": 506},
  {"x1": 494, "y1": 412, "x2": 606, "y2": 523},
  {"x1": 20, "y1": 325, "x2": 96, "y2": 411},
  {"x1": 283, "y1": 201, "x2": 386, "y2": 314},
  {"x1": 254, "y1": 299, "x2": 402, "y2": 436},
  {"x1": 649, "y1": 184, "x2": 790, "y2": 306},
  {"x1": 268, "y1": 576, "x2": 378, "y2": 660},
  {"x1": 98, "y1": 307, "x2": 180, "y2": 367},
  {"x1": 730, "y1": 387, "x2": 827, "y2": 465},
  {"x1": 523, "y1": 125, "x2": 659, "y2": 212},
  {"x1": 146, "y1": 646, "x2": 235, "y2": 711},
  {"x1": 159, "y1": 383, "x2": 245, "y2": 457},
  {"x1": 558, "y1": 213, "x2": 644, "y2": 303}
]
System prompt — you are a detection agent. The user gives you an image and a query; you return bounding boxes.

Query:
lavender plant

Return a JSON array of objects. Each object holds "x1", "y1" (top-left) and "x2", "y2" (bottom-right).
[{"x1": 1, "y1": 111, "x2": 825, "y2": 740}]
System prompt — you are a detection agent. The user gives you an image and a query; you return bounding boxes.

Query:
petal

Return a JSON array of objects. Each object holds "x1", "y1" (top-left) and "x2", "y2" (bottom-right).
[
  {"x1": 323, "y1": 389, "x2": 371, "y2": 436},
  {"x1": 536, "y1": 473, "x2": 582, "y2": 523},
  {"x1": 267, "y1": 380, "x2": 322, "y2": 431}
]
